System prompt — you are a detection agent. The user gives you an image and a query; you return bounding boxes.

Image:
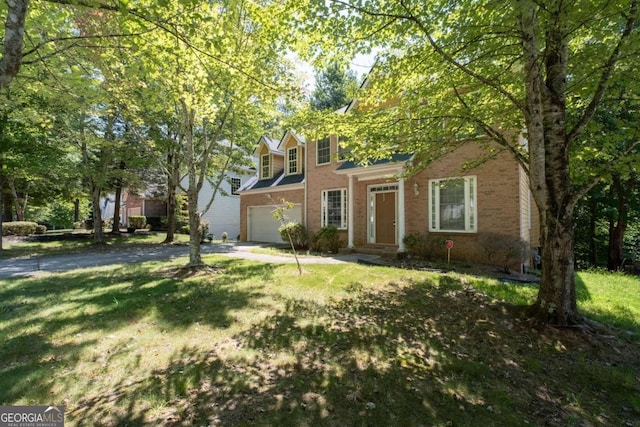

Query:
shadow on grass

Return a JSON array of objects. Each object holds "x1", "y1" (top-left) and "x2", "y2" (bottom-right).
[
  {"x1": 67, "y1": 275, "x2": 640, "y2": 426},
  {"x1": 0, "y1": 258, "x2": 274, "y2": 406}
]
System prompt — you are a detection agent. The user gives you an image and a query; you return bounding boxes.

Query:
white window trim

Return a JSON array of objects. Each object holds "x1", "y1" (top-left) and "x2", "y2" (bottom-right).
[
  {"x1": 321, "y1": 188, "x2": 348, "y2": 230},
  {"x1": 429, "y1": 176, "x2": 477, "y2": 233},
  {"x1": 316, "y1": 137, "x2": 331, "y2": 166},
  {"x1": 260, "y1": 154, "x2": 271, "y2": 180},
  {"x1": 287, "y1": 147, "x2": 298, "y2": 175}
]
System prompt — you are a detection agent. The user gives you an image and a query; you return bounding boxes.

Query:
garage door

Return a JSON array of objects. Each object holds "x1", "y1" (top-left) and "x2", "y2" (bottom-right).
[{"x1": 248, "y1": 204, "x2": 302, "y2": 243}]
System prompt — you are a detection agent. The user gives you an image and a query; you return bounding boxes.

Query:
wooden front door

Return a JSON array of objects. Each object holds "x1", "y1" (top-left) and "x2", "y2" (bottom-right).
[{"x1": 375, "y1": 192, "x2": 396, "y2": 244}]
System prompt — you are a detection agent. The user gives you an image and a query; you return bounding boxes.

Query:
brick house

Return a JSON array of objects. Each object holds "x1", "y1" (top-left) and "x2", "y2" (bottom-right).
[{"x1": 239, "y1": 127, "x2": 539, "y2": 269}]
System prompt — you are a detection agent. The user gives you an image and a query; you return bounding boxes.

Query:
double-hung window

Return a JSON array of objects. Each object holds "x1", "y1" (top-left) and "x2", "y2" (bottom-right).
[
  {"x1": 317, "y1": 137, "x2": 331, "y2": 165},
  {"x1": 230, "y1": 177, "x2": 241, "y2": 195},
  {"x1": 287, "y1": 147, "x2": 298, "y2": 175},
  {"x1": 261, "y1": 154, "x2": 270, "y2": 179},
  {"x1": 321, "y1": 189, "x2": 347, "y2": 229},
  {"x1": 429, "y1": 176, "x2": 477, "y2": 232}
]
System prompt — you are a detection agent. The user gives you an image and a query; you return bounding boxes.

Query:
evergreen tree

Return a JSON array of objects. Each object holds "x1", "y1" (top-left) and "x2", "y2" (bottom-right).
[{"x1": 310, "y1": 63, "x2": 358, "y2": 111}]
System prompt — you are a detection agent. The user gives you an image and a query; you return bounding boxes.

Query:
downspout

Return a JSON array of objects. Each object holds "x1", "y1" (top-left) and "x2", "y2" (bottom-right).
[
  {"x1": 398, "y1": 177, "x2": 406, "y2": 252},
  {"x1": 348, "y1": 174, "x2": 354, "y2": 248},
  {"x1": 304, "y1": 142, "x2": 307, "y2": 232}
]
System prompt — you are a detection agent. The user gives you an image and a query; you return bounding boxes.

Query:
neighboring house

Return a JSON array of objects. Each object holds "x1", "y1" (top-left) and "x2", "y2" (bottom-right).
[
  {"x1": 239, "y1": 128, "x2": 540, "y2": 269},
  {"x1": 180, "y1": 138, "x2": 257, "y2": 240},
  {"x1": 100, "y1": 189, "x2": 167, "y2": 225},
  {"x1": 194, "y1": 166, "x2": 256, "y2": 240},
  {"x1": 101, "y1": 163, "x2": 253, "y2": 238}
]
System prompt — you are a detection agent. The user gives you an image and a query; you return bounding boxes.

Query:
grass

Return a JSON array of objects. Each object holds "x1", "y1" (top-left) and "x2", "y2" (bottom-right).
[
  {"x1": 0, "y1": 242, "x2": 639, "y2": 426},
  {"x1": 0, "y1": 231, "x2": 190, "y2": 259}
]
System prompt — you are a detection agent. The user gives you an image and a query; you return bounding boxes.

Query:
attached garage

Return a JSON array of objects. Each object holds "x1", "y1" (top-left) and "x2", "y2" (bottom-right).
[{"x1": 247, "y1": 204, "x2": 302, "y2": 243}]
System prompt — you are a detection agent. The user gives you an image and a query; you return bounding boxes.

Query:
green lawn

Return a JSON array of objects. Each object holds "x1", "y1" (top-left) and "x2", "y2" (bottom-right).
[
  {"x1": 0, "y1": 231, "x2": 190, "y2": 259},
  {"x1": 0, "y1": 247, "x2": 638, "y2": 426}
]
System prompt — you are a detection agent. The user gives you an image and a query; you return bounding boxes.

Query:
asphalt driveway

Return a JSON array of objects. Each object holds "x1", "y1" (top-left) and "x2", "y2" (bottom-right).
[{"x1": 0, "y1": 242, "x2": 380, "y2": 279}]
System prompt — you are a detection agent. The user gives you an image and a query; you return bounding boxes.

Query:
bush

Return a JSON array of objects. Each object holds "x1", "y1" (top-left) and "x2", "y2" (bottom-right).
[
  {"x1": 200, "y1": 220, "x2": 209, "y2": 243},
  {"x1": 2, "y1": 221, "x2": 38, "y2": 236},
  {"x1": 477, "y1": 232, "x2": 531, "y2": 273},
  {"x1": 35, "y1": 224, "x2": 47, "y2": 235},
  {"x1": 310, "y1": 226, "x2": 345, "y2": 253},
  {"x1": 279, "y1": 222, "x2": 308, "y2": 249},
  {"x1": 146, "y1": 216, "x2": 167, "y2": 231},
  {"x1": 403, "y1": 233, "x2": 443, "y2": 259},
  {"x1": 128, "y1": 215, "x2": 147, "y2": 229}
]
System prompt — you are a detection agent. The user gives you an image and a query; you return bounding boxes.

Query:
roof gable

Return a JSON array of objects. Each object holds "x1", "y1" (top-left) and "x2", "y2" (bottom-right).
[
  {"x1": 253, "y1": 135, "x2": 283, "y2": 157},
  {"x1": 277, "y1": 130, "x2": 305, "y2": 152}
]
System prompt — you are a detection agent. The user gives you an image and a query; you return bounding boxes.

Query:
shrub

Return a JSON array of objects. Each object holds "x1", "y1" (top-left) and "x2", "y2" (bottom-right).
[
  {"x1": 279, "y1": 222, "x2": 308, "y2": 249},
  {"x1": 2, "y1": 221, "x2": 38, "y2": 236},
  {"x1": 310, "y1": 226, "x2": 345, "y2": 253},
  {"x1": 35, "y1": 224, "x2": 47, "y2": 235},
  {"x1": 177, "y1": 220, "x2": 189, "y2": 234},
  {"x1": 403, "y1": 233, "x2": 443, "y2": 259},
  {"x1": 128, "y1": 215, "x2": 147, "y2": 229},
  {"x1": 146, "y1": 216, "x2": 167, "y2": 231},
  {"x1": 477, "y1": 232, "x2": 531, "y2": 273},
  {"x1": 200, "y1": 220, "x2": 210, "y2": 243}
]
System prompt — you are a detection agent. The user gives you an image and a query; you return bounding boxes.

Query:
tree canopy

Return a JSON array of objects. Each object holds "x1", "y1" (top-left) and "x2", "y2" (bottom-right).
[{"x1": 291, "y1": 0, "x2": 640, "y2": 325}]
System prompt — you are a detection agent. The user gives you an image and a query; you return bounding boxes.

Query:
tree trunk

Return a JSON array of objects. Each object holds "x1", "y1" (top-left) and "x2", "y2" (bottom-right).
[
  {"x1": 187, "y1": 186, "x2": 203, "y2": 266},
  {"x1": 163, "y1": 150, "x2": 179, "y2": 244},
  {"x1": 0, "y1": 0, "x2": 29, "y2": 89},
  {"x1": 91, "y1": 185, "x2": 106, "y2": 244},
  {"x1": 531, "y1": 208, "x2": 579, "y2": 325},
  {"x1": 182, "y1": 102, "x2": 203, "y2": 267},
  {"x1": 607, "y1": 175, "x2": 628, "y2": 270},
  {"x1": 2, "y1": 192, "x2": 12, "y2": 221},
  {"x1": 519, "y1": 1, "x2": 582, "y2": 325},
  {"x1": 111, "y1": 184, "x2": 123, "y2": 234},
  {"x1": 74, "y1": 198, "x2": 80, "y2": 223},
  {"x1": 588, "y1": 198, "x2": 599, "y2": 267},
  {"x1": 8, "y1": 178, "x2": 26, "y2": 221}
]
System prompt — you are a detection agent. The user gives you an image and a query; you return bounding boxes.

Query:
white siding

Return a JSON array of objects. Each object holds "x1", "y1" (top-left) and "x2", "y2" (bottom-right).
[{"x1": 187, "y1": 170, "x2": 253, "y2": 241}]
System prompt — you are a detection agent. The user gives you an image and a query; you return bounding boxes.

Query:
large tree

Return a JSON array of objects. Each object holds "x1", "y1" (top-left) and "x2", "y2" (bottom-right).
[
  {"x1": 310, "y1": 62, "x2": 358, "y2": 111},
  {"x1": 296, "y1": 0, "x2": 639, "y2": 325}
]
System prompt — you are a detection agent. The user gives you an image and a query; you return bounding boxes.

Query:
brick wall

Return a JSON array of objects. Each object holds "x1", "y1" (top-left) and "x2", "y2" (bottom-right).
[{"x1": 239, "y1": 189, "x2": 304, "y2": 241}]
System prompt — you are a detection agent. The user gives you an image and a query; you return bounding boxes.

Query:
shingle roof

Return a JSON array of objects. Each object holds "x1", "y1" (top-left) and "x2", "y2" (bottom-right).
[
  {"x1": 335, "y1": 153, "x2": 413, "y2": 170},
  {"x1": 243, "y1": 171, "x2": 305, "y2": 191}
]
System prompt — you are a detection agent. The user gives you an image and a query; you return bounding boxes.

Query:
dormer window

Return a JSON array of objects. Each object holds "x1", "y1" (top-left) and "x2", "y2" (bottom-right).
[
  {"x1": 261, "y1": 154, "x2": 271, "y2": 179},
  {"x1": 287, "y1": 147, "x2": 298, "y2": 175}
]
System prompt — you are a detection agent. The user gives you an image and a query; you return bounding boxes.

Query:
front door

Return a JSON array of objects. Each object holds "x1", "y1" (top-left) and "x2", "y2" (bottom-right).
[{"x1": 375, "y1": 191, "x2": 397, "y2": 244}]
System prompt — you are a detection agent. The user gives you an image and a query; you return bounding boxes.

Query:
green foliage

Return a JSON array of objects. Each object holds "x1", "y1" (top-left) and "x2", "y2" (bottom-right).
[
  {"x1": 2, "y1": 221, "x2": 38, "y2": 236},
  {"x1": 146, "y1": 216, "x2": 167, "y2": 231},
  {"x1": 402, "y1": 233, "x2": 443, "y2": 260},
  {"x1": 128, "y1": 215, "x2": 147, "y2": 229},
  {"x1": 26, "y1": 199, "x2": 87, "y2": 230},
  {"x1": 34, "y1": 225, "x2": 47, "y2": 235},
  {"x1": 278, "y1": 222, "x2": 308, "y2": 249},
  {"x1": 310, "y1": 62, "x2": 359, "y2": 111},
  {"x1": 310, "y1": 226, "x2": 345, "y2": 253},
  {"x1": 477, "y1": 233, "x2": 531, "y2": 273},
  {"x1": 200, "y1": 220, "x2": 210, "y2": 243}
]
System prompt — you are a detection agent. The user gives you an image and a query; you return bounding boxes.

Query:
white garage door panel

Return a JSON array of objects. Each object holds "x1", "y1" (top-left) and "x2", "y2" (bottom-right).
[{"x1": 248, "y1": 205, "x2": 302, "y2": 243}]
